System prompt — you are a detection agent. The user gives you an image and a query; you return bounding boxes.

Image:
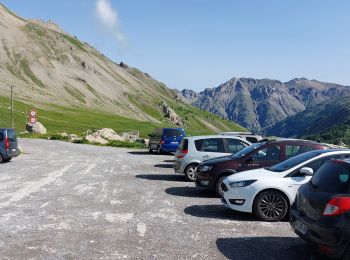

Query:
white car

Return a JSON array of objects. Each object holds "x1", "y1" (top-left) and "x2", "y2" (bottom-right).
[
  {"x1": 221, "y1": 149, "x2": 350, "y2": 221},
  {"x1": 220, "y1": 132, "x2": 263, "y2": 143},
  {"x1": 174, "y1": 135, "x2": 250, "y2": 181}
]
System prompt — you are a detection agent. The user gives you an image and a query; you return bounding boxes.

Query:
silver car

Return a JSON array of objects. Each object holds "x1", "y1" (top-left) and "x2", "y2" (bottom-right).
[{"x1": 174, "y1": 135, "x2": 251, "y2": 181}]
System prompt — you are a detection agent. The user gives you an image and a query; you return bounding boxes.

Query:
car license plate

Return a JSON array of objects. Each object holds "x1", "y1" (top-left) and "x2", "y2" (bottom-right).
[{"x1": 294, "y1": 220, "x2": 308, "y2": 235}]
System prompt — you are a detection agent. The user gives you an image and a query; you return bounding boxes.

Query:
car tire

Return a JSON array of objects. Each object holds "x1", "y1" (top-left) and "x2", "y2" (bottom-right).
[
  {"x1": 0, "y1": 153, "x2": 3, "y2": 163},
  {"x1": 148, "y1": 145, "x2": 153, "y2": 153},
  {"x1": 157, "y1": 146, "x2": 162, "y2": 155},
  {"x1": 253, "y1": 190, "x2": 289, "y2": 222},
  {"x1": 185, "y1": 164, "x2": 198, "y2": 182},
  {"x1": 215, "y1": 175, "x2": 228, "y2": 197}
]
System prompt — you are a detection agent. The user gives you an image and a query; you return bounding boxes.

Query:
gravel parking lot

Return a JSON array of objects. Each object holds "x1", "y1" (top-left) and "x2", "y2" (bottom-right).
[{"x1": 0, "y1": 139, "x2": 323, "y2": 259}]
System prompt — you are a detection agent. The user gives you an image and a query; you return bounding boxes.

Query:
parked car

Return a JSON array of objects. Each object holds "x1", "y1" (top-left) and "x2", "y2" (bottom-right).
[
  {"x1": 221, "y1": 149, "x2": 350, "y2": 222},
  {"x1": 0, "y1": 128, "x2": 20, "y2": 163},
  {"x1": 220, "y1": 132, "x2": 263, "y2": 143},
  {"x1": 148, "y1": 128, "x2": 186, "y2": 154},
  {"x1": 290, "y1": 159, "x2": 350, "y2": 258},
  {"x1": 174, "y1": 135, "x2": 251, "y2": 181},
  {"x1": 196, "y1": 139, "x2": 328, "y2": 196}
]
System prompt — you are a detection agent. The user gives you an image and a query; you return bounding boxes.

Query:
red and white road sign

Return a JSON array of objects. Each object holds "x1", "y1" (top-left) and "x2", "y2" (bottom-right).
[
  {"x1": 30, "y1": 117, "x2": 37, "y2": 124},
  {"x1": 30, "y1": 110, "x2": 37, "y2": 117}
]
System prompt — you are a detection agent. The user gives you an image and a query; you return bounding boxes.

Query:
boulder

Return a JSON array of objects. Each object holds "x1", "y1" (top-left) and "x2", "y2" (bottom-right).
[
  {"x1": 121, "y1": 131, "x2": 139, "y2": 142},
  {"x1": 59, "y1": 132, "x2": 68, "y2": 138},
  {"x1": 85, "y1": 134, "x2": 108, "y2": 145},
  {"x1": 26, "y1": 122, "x2": 47, "y2": 134},
  {"x1": 98, "y1": 128, "x2": 125, "y2": 141}
]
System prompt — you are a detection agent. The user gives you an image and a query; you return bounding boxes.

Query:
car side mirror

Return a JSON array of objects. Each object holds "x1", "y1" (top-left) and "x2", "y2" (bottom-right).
[{"x1": 300, "y1": 167, "x2": 313, "y2": 176}]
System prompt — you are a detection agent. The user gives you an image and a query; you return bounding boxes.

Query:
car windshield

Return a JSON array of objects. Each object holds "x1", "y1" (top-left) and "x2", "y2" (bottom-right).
[
  {"x1": 231, "y1": 142, "x2": 264, "y2": 158},
  {"x1": 269, "y1": 151, "x2": 319, "y2": 172}
]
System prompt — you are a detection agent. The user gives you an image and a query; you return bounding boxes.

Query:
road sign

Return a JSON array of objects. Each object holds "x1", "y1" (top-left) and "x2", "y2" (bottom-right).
[
  {"x1": 30, "y1": 110, "x2": 37, "y2": 117},
  {"x1": 30, "y1": 117, "x2": 37, "y2": 124}
]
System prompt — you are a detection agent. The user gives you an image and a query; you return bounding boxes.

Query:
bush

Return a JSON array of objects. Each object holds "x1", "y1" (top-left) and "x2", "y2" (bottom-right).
[{"x1": 107, "y1": 140, "x2": 146, "y2": 148}]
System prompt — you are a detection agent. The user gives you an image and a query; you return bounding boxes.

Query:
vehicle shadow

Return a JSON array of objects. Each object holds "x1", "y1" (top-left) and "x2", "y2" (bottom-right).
[
  {"x1": 128, "y1": 151, "x2": 153, "y2": 155},
  {"x1": 216, "y1": 237, "x2": 324, "y2": 259},
  {"x1": 154, "y1": 164, "x2": 173, "y2": 169},
  {"x1": 165, "y1": 186, "x2": 218, "y2": 198},
  {"x1": 136, "y1": 174, "x2": 187, "y2": 182},
  {"x1": 184, "y1": 204, "x2": 256, "y2": 221},
  {"x1": 164, "y1": 160, "x2": 174, "y2": 163}
]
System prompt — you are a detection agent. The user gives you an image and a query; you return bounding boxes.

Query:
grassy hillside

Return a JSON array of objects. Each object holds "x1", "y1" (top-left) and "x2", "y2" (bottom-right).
[{"x1": 0, "y1": 96, "x2": 245, "y2": 138}]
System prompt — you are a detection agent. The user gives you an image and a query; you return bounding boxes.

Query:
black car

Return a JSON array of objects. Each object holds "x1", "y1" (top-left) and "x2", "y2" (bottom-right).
[
  {"x1": 0, "y1": 128, "x2": 20, "y2": 163},
  {"x1": 290, "y1": 159, "x2": 350, "y2": 258}
]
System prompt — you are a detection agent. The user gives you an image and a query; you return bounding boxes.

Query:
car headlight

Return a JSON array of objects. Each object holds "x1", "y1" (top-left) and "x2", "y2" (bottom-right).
[
  {"x1": 229, "y1": 180, "x2": 257, "y2": 188},
  {"x1": 201, "y1": 165, "x2": 212, "y2": 172}
]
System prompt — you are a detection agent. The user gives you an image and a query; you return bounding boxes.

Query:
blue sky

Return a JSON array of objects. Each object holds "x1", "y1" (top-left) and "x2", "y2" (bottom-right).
[{"x1": 2, "y1": 0, "x2": 350, "y2": 91}]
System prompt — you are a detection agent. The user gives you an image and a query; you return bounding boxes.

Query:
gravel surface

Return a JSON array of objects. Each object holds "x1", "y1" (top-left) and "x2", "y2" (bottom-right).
[{"x1": 0, "y1": 139, "x2": 324, "y2": 259}]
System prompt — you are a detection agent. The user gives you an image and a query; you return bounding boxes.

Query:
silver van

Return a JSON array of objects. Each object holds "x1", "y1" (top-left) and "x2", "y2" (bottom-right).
[
  {"x1": 0, "y1": 128, "x2": 19, "y2": 163},
  {"x1": 173, "y1": 135, "x2": 250, "y2": 181}
]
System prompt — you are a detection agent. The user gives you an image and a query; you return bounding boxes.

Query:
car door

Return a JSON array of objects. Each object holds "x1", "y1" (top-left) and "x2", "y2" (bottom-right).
[
  {"x1": 194, "y1": 138, "x2": 227, "y2": 161},
  {"x1": 241, "y1": 145, "x2": 282, "y2": 170}
]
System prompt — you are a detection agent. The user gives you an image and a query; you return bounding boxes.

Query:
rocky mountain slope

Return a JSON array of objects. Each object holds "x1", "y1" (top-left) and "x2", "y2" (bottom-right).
[
  {"x1": 0, "y1": 4, "x2": 244, "y2": 135},
  {"x1": 175, "y1": 78, "x2": 350, "y2": 132},
  {"x1": 264, "y1": 95, "x2": 350, "y2": 144}
]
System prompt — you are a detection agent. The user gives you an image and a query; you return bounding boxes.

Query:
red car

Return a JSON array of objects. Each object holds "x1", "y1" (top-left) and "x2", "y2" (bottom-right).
[{"x1": 196, "y1": 139, "x2": 328, "y2": 196}]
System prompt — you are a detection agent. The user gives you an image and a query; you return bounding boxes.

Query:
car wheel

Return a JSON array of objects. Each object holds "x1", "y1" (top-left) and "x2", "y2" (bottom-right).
[
  {"x1": 253, "y1": 190, "x2": 289, "y2": 221},
  {"x1": 148, "y1": 145, "x2": 153, "y2": 153},
  {"x1": 185, "y1": 164, "x2": 198, "y2": 182},
  {"x1": 0, "y1": 154, "x2": 3, "y2": 163},
  {"x1": 157, "y1": 146, "x2": 162, "y2": 155},
  {"x1": 215, "y1": 176, "x2": 227, "y2": 197}
]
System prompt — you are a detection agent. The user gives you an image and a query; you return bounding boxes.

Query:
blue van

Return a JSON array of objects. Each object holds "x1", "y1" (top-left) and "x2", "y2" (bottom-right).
[
  {"x1": 0, "y1": 128, "x2": 20, "y2": 163},
  {"x1": 148, "y1": 128, "x2": 186, "y2": 154}
]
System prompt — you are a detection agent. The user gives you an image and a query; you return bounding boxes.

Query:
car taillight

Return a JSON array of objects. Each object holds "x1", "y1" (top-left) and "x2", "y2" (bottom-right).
[
  {"x1": 5, "y1": 137, "x2": 9, "y2": 151},
  {"x1": 323, "y1": 197, "x2": 350, "y2": 216},
  {"x1": 176, "y1": 149, "x2": 188, "y2": 159},
  {"x1": 160, "y1": 140, "x2": 165, "y2": 144}
]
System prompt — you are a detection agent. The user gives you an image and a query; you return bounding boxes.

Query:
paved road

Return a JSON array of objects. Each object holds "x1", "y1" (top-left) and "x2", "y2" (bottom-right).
[{"x1": 0, "y1": 139, "x2": 323, "y2": 259}]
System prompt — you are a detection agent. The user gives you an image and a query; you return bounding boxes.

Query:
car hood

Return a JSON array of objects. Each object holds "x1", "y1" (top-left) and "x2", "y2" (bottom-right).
[
  {"x1": 201, "y1": 155, "x2": 233, "y2": 165},
  {"x1": 225, "y1": 167, "x2": 283, "y2": 182}
]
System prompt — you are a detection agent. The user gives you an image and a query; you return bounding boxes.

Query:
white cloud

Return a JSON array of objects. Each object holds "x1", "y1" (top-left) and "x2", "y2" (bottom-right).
[{"x1": 95, "y1": 0, "x2": 127, "y2": 48}]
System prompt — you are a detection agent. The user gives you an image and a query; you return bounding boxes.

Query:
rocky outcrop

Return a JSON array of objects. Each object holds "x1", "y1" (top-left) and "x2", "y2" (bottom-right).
[
  {"x1": 26, "y1": 122, "x2": 47, "y2": 134},
  {"x1": 162, "y1": 102, "x2": 184, "y2": 126}
]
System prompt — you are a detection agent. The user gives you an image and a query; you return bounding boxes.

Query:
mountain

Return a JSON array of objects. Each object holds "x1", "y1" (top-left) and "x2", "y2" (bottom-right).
[
  {"x1": 176, "y1": 78, "x2": 350, "y2": 132},
  {"x1": 0, "y1": 4, "x2": 244, "y2": 136},
  {"x1": 264, "y1": 95, "x2": 350, "y2": 144}
]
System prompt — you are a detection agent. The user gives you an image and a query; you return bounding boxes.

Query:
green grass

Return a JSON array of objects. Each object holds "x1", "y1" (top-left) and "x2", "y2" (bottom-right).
[{"x1": 61, "y1": 34, "x2": 86, "y2": 51}]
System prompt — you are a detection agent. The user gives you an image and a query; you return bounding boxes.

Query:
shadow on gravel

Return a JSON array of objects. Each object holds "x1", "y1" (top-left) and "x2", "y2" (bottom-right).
[
  {"x1": 136, "y1": 174, "x2": 187, "y2": 182},
  {"x1": 164, "y1": 160, "x2": 174, "y2": 163},
  {"x1": 184, "y1": 204, "x2": 255, "y2": 221},
  {"x1": 154, "y1": 164, "x2": 173, "y2": 169},
  {"x1": 216, "y1": 237, "x2": 322, "y2": 260},
  {"x1": 128, "y1": 151, "x2": 153, "y2": 155},
  {"x1": 165, "y1": 186, "x2": 217, "y2": 198}
]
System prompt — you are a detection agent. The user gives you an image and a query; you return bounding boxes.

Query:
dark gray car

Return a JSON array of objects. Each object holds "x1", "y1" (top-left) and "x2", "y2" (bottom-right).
[{"x1": 0, "y1": 128, "x2": 20, "y2": 163}]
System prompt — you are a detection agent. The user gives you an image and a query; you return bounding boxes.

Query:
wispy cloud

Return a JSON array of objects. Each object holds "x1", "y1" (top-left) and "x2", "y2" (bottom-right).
[{"x1": 95, "y1": 0, "x2": 127, "y2": 48}]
